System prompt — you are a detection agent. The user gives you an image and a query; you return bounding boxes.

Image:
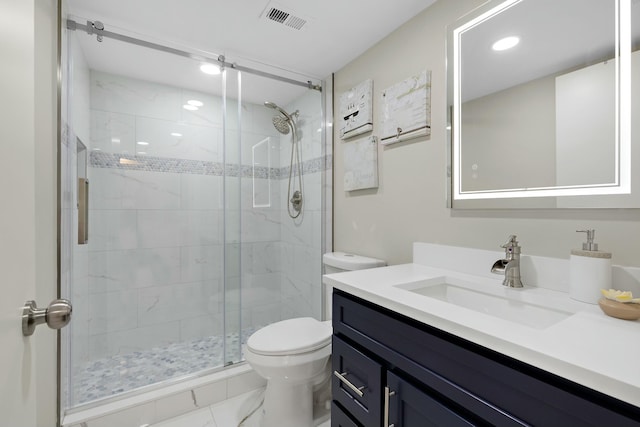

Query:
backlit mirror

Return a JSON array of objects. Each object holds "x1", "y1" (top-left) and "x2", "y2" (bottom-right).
[{"x1": 447, "y1": 0, "x2": 640, "y2": 208}]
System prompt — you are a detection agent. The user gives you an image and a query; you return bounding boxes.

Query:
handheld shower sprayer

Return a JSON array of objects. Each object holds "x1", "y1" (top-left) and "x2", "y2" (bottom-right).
[{"x1": 264, "y1": 101, "x2": 303, "y2": 218}]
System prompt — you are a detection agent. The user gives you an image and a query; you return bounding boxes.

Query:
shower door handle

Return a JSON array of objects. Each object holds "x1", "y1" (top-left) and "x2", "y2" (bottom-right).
[
  {"x1": 78, "y1": 178, "x2": 89, "y2": 244},
  {"x1": 22, "y1": 299, "x2": 73, "y2": 336}
]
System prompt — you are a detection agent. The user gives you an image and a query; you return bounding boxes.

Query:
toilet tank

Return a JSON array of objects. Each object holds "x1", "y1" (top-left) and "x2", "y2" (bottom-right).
[
  {"x1": 322, "y1": 252, "x2": 386, "y2": 320},
  {"x1": 323, "y1": 252, "x2": 386, "y2": 274}
]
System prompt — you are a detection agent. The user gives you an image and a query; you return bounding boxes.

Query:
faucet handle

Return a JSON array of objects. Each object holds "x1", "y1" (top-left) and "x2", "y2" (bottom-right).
[{"x1": 500, "y1": 235, "x2": 519, "y2": 249}]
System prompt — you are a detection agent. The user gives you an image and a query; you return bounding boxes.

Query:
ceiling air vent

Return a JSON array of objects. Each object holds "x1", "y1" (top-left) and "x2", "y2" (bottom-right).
[
  {"x1": 261, "y1": 2, "x2": 310, "y2": 30},
  {"x1": 267, "y1": 7, "x2": 289, "y2": 24}
]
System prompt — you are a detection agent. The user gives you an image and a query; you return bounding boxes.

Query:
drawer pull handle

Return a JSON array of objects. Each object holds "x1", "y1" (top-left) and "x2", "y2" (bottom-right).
[
  {"x1": 384, "y1": 386, "x2": 396, "y2": 427},
  {"x1": 333, "y1": 370, "x2": 366, "y2": 397}
]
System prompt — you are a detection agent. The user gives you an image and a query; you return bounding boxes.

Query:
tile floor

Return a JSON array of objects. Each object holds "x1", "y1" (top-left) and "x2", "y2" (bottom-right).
[
  {"x1": 73, "y1": 329, "x2": 255, "y2": 405},
  {"x1": 149, "y1": 388, "x2": 331, "y2": 427}
]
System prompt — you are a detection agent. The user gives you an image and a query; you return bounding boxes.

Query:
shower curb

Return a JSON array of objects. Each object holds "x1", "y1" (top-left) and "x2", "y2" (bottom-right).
[{"x1": 62, "y1": 363, "x2": 265, "y2": 427}]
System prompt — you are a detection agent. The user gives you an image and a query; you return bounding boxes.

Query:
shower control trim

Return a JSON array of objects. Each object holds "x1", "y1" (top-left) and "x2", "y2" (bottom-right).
[{"x1": 290, "y1": 191, "x2": 303, "y2": 213}]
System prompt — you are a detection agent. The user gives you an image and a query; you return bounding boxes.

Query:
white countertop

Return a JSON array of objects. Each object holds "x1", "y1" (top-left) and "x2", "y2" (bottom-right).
[{"x1": 324, "y1": 262, "x2": 640, "y2": 408}]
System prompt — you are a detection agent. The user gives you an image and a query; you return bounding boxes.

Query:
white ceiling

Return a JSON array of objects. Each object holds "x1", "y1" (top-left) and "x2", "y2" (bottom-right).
[{"x1": 66, "y1": 0, "x2": 437, "y2": 105}]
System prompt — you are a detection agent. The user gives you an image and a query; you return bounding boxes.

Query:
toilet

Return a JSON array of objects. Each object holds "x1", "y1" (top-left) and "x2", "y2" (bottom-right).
[{"x1": 245, "y1": 252, "x2": 385, "y2": 427}]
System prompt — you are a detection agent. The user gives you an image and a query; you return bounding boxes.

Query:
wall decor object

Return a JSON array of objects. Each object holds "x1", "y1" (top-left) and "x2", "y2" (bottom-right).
[
  {"x1": 343, "y1": 136, "x2": 378, "y2": 191},
  {"x1": 339, "y1": 79, "x2": 373, "y2": 139},
  {"x1": 380, "y1": 70, "x2": 431, "y2": 145}
]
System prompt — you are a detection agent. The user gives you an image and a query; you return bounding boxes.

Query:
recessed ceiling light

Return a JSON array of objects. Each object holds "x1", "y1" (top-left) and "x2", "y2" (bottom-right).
[
  {"x1": 183, "y1": 104, "x2": 198, "y2": 111},
  {"x1": 492, "y1": 36, "x2": 520, "y2": 51},
  {"x1": 137, "y1": 141, "x2": 149, "y2": 146},
  {"x1": 170, "y1": 132, "x2": 183, "y2": 137},
  {"x1": 200, "y1": 63, "x2": 221, "y2": 75},
  {"x1": 187, "y1": 99, "x2": 203, "y2": 107}
]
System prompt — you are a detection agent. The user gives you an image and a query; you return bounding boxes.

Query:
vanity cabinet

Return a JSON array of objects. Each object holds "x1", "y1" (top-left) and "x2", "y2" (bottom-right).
[
  {"x1": 331, "y1": 290, "x2": 640, "y2": 427},
  {"x1": 331, "y1": 402, "x2": 362, "y2": 427}
]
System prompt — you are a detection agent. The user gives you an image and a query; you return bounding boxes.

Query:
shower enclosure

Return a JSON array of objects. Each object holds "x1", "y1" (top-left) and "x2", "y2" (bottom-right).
[{"x1": 59, "y1": 10, "x2": 331, "y2": 413}]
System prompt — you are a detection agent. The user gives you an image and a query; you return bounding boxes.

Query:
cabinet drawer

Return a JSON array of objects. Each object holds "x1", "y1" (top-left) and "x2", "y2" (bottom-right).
[
  {"x1": 331, "y1": 401, "x2": 362, "y2": 427},
  {"x1": 333, "y1": 290, "x2": 640, "y2": 426},
  {"x1": 332, "y1": 335, "x2": 383, "y2": 426}
]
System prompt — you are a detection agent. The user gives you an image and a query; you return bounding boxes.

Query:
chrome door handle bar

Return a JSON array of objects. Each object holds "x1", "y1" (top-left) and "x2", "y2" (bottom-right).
[
  {"x1": 384, "y1": 386, "x2": 396, "y2": 427},
  {"x1": 333, "y1": 370, "x2": 366, "y2": 397}
]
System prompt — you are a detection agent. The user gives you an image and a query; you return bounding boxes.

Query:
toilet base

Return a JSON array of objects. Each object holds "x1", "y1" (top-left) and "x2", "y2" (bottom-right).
[{"x1": 261, "y1": 380, "x2": 314, "y2": 427}]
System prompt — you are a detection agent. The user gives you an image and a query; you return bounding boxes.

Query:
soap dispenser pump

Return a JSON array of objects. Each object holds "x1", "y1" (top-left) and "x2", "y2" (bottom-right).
[
  {"x1": 579, "y1": 229, "x2": 598, "y2": 251},
  {"x1": 569, "y1": 229, "x2": 612, "y2": 304}
]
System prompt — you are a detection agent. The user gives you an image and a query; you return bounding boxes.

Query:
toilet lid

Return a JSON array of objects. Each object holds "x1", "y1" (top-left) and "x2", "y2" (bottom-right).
[{"x1": 247, "y1": 317, "x2": 332, "y2": 356}]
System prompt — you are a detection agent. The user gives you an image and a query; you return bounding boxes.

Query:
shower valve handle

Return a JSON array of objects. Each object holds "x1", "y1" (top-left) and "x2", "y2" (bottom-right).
[{"x1": 290, "y1": 190, "x2": 303, "y2": 212}]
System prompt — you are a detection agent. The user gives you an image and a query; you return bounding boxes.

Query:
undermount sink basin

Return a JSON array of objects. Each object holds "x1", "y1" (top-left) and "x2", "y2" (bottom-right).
[{"x1": 395, "y1": 276, "x2": 575, "y2": 329}]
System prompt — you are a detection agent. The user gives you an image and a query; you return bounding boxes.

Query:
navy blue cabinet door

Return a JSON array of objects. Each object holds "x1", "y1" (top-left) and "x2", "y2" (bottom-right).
[
  {"x1": 387, "y1": 372, "x2": 476, "y2": 427},
  {"x1": 331, "y1": 402, "x2": 361, "y2": 427},
  {"x1": 332, "y1": 335, "x2": 383, "y2": 426}
]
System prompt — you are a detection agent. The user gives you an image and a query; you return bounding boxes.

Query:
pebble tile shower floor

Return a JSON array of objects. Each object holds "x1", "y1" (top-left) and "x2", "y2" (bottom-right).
[{"x1": 73, "y1": 329, "x2": 255, "y2": 405}]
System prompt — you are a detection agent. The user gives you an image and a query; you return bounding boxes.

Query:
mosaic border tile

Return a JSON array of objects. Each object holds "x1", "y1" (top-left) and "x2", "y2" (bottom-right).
[{"x1": 90, "y1": 152, "x2": 332, "y2": 179}]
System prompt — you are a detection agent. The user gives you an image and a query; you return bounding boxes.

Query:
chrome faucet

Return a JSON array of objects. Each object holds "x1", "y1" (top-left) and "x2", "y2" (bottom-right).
[{"x1": 491, "y1": 235, "x2": 524, "y2": 288}]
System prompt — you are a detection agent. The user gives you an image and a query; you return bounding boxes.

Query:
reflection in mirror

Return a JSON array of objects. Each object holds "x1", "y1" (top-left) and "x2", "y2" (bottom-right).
[{"x1": 447, "y1": 0, "x2": 639, "y2": 207}]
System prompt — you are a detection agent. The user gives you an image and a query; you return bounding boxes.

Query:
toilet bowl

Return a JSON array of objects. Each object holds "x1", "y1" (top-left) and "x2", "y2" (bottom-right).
[
  {"x1": 245, "y1": 252, "x2": 385, "y2": 427},
  {"x1": 245, "y1": 317, "x2": 332, "y2": 427}
]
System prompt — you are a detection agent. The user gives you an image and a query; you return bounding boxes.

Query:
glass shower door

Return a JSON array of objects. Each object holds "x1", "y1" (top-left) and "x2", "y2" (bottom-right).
[
  {"x1": 222, "y1": 67, "x2": 242, "y2": 365},
  {"x1": 61, "y1": 19, "x2": 240, "y2": 408},
  {"x1": 222, "y1": 69, "x2": 327, "y2": 353},
  {"x1": 59, "y1": 10, "x2": 327, "y2": 414}
]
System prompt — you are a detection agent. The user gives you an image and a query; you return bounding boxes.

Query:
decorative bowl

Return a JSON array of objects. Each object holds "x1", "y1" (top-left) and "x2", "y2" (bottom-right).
[{"x1": 598, "y1": 298, "x2": 640, "y2": 320}]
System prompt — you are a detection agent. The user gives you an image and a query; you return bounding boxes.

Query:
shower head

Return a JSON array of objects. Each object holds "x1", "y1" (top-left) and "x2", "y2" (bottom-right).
[
  {"x1": 264, "y1": 101, "x2": 298, "y2": 135},
  {"x1": 272, "y1": 115, "x2": 291, "y2": 135}
]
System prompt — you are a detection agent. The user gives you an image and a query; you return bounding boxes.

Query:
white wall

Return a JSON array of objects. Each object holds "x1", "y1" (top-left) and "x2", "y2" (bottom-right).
[{"x1": 333, "y1": 0, "x2": 640, "y2": 267}]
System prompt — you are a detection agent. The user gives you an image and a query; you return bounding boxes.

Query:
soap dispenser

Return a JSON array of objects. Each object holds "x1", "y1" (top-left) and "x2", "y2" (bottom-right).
[{"x1": 569, "y1": 229, "x2": 612, "y2": 304}]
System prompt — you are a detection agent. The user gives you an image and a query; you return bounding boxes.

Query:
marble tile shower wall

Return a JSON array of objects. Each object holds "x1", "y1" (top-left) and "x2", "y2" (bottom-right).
[
  {"x1": 279, "y1": 91, "x2": 325, "y2": 322},
  {"x1": 76, "y1": 70, "x2": 325, "y2": 364}
]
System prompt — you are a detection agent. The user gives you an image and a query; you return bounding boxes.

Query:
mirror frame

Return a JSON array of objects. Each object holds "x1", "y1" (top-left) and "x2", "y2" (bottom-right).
[{"x1": 447, "y1": 0, "x2": 631, "y2": 205}]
